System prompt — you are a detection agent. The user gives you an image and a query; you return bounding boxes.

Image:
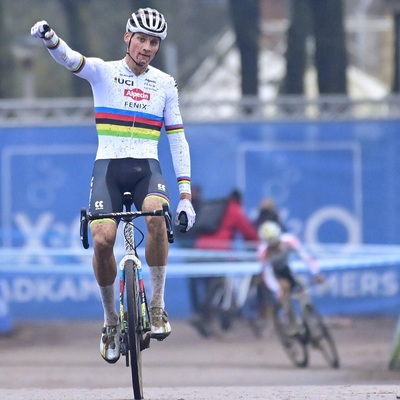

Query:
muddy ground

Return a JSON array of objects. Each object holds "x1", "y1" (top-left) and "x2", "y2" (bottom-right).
[{"x1": 0, "y1": 316, "x2": 399, "y2": 399}]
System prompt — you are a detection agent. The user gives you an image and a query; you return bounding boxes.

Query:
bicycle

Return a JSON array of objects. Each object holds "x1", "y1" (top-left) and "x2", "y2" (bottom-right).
[
  {"x1": 273, "y1": 282, "x2": 340, "y2": 369},
  {"x1": 190, "y1": 272, "x2": 275, "y2": 338},
  {"x1": 80, "y1": 192, "x2": 175, "y2": 400}
]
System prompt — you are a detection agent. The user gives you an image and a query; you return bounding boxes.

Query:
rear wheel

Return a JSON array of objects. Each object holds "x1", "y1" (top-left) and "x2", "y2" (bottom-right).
[
  {"x1": 125, "y1": 260, "x2": 144, "y2": 399},
  {"x1": 273, "y1": 305, "x2": 308, "y2": 368},
  {"x1": 303, "y1": 305, "x2": 340, "y2": 369}
]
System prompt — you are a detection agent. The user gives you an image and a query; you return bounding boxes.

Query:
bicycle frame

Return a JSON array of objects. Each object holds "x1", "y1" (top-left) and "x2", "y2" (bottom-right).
[{"x1": 121, "y1": 196, "x2": 154, "y2": 342}]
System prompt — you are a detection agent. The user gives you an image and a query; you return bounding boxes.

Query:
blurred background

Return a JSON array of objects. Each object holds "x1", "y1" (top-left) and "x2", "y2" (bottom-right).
[{"x1": 0, "y1": 0, "x2": 400, "y2": 332}]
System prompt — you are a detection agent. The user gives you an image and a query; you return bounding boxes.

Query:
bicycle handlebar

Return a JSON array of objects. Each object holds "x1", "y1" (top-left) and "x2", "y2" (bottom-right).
[
  {"x1": 80, "y1": 209, "x2": 89, "y2": 249},
  {"x1": 177, "y1": 211, "x2": 188, "y2": 233},
  {"x1": 79, "y1": 203, "x2": 175, "y2": 249}
]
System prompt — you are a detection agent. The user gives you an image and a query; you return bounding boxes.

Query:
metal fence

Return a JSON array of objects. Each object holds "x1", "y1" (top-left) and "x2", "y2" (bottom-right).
[{"x1": 0, "y1": 95, "x2": 399, "y2": 126}]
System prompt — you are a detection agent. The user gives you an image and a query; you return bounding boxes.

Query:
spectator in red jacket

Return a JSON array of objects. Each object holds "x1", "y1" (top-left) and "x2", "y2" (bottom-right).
[
  {"x1": 195, "y1": 190, "x2": 258, "y2": 250},
  {"x1": 190, "y1": 190, "x2": 258, "y2": 337}
]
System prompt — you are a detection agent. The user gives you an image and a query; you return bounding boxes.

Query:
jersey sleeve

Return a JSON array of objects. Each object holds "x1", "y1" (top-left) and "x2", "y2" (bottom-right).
[
  {"x1": 43, "y1": 33, "x2": 101, "y2": 83},
  {"x1": 257, "y1": 243, "x2": 268, "y2": 262},
  {"x1": 164, "y1": 77, "x2": 191, "y2": 195},
  {"x1": 282, "y1": 233, "x2": 320, "y2": 274}
]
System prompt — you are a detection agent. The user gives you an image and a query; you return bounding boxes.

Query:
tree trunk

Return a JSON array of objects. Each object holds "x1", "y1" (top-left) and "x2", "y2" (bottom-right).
[
  {"x1": 229, "y1": 0, "x2": 260, "y2": 98},
  {"x1": 0, "y1": 0, "x2": 13, "y2": 98},
  {"x1": 59, "y1": 0, "x2": 92, "y2": 97},
  {"x1": 281, "y1": 0, "x2": 311, "y2": 95},
  {"x1": 283, "y1": 0, "x2": 348, "y2": 96},
  {"x1": 309, "y1": 0, "x2": 348, "y2": 94},
  {"x1": 384, "y1": 1, "x2": 400, "y2": 92},
  {"x1": 393, "y1": 12, "x2": 400, "y2": 92}
]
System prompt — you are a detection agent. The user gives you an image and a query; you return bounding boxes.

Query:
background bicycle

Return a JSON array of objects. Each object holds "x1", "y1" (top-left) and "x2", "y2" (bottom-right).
[
  {"x1": 188, "y1": 271, "x2": 277, "y2": 339},
  {"x1": 80, "y1": 192, "x2": 174, "y2": 400},
  {"x1": 273, "y1": 281, "x2": 340, "y2": 369}
]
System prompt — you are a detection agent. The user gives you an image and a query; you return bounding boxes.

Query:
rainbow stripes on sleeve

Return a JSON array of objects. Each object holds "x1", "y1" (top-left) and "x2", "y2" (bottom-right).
[
  {"x1": 46, "y1": 37, "x2": 60, "y2": 50},
  {"x1": 178, "y1": 176, "x2": 191, "y2": 186},
  {"x1": 165, "y1": 124, "x2": 184, "y2": 135},
  {"x1": 177, "y1": 176, "x2": 191, "y2": 194},
  {"x1": 71, "y1": 57, "x2": 85, "y2": 74}
]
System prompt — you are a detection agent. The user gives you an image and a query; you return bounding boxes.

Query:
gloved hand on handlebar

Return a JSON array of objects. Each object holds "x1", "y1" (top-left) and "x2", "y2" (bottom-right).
[
  {"x1": 30, "y1": 20, "x2": 54, "y2": 40},
  {"x1": 175, "y1": 198, "x2": 196, "y2": 232}
]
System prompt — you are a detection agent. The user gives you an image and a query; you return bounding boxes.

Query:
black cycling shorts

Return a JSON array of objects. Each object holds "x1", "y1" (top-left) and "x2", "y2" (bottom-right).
[
  {"x1": 273, "y1": 265, "x2": 302, "y2": 291},
  {"x1": 88, "y1": 158, "x2": 169, "y2": 215}
]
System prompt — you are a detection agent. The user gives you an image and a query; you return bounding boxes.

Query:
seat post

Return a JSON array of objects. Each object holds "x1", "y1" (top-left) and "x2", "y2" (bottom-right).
[{"x1": 123, "y1": 192, "x2": 133, "y2": 212}]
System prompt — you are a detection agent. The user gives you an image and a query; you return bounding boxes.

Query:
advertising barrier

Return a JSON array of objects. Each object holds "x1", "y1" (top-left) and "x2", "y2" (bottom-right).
[{"x1": 1, "y1": 249, "x2": 400, "y2": 321}]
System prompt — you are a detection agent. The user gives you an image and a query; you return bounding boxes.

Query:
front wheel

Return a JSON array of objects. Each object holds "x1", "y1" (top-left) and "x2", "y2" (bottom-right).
[
  {"x1": 125, "y1": 260, "x2": 144, "y2": 399},
  {"x1": 303, "y1": 305, "x2": 340, "y2": 369},
  {"x1": 273, "y1": 305, "x2": 308, "y2": 368}
]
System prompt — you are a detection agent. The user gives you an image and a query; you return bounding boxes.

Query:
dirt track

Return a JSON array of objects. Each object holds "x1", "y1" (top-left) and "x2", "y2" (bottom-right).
[{"x1": 0, "y1": 316, "x2": 399, "y2": 399}]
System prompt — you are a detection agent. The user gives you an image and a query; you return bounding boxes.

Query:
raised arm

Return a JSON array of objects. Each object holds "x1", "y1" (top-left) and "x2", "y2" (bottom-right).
[{"x1": 30, "y1": 20, "x2": 99, "y2": 81}]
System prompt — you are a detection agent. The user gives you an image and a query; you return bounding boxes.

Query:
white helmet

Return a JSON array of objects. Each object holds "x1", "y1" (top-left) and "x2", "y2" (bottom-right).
[
  {"x1": 258, "y1": 221, "x2": 282, "y2": 245},
  {"x1": 126, "y1": 8, "x2": 167, "y2": 40}
]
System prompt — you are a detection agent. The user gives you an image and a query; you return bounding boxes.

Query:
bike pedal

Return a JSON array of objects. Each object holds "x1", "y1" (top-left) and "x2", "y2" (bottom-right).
[
  {"x1": 150, "y1": 334, "x2": 164, "y2": 341},
  {"x1": 140, "y1": 333, "x2": 151, "y2": 350},
  {"x1": 150, "y1": 333, "x2": 169, "y2": 341}
]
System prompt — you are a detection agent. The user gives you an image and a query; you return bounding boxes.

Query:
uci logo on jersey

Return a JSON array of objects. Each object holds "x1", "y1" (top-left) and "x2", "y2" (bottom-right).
[
  {"x1": 124, "y1": 88, "x2": 150, "y2": 101},
  {"x1": 115, "y1": 77, "x2": 135, "y2": 86}
]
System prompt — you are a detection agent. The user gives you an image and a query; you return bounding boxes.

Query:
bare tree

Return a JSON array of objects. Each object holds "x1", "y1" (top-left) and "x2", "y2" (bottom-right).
[
  {"x1": 0, "y1": 0, "x2": 14, "y2": 98},
  {"x1": 229, "y1": 0, "x2": 260, "y2": 104},
  {"x1": 384, "y1": 0, "x2": 400, "y2": 92},
  {"x1": 310, "y1": 0, "x2": 347, "y2": 94},
  {"x1": 58, "y1": 0, "x2": 92, "y2": 96},
  {"x1": 281, "y1": 0, "x2": 311, "y2": 95},
  {"x1": 282, "y1": 0, "x2": 348, "y2": 96}
]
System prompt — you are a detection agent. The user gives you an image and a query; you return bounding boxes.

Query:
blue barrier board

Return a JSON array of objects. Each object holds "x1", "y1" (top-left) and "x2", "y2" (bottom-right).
[{"x1": 1, "y1": 259, "x2": 400, "y2": 321}]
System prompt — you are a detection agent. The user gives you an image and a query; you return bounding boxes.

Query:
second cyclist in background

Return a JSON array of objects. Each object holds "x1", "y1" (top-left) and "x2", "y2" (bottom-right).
[{"x1": 257, "y1": 221, "x2": 324, "y2": 332}]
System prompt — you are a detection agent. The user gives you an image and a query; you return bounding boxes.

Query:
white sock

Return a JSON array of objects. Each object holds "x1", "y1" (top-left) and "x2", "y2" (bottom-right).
[
  {"x1": 149, "y1": 266, "x2": 166, "y2": 309},
  {"x1": 99, "y1": 284, "x2": 118, "y2": 326}
]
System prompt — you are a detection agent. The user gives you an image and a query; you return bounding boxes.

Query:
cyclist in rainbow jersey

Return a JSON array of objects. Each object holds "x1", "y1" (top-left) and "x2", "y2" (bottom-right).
[{"x1": 31, "y1": 8, "x2": 196, "y2": 364}]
